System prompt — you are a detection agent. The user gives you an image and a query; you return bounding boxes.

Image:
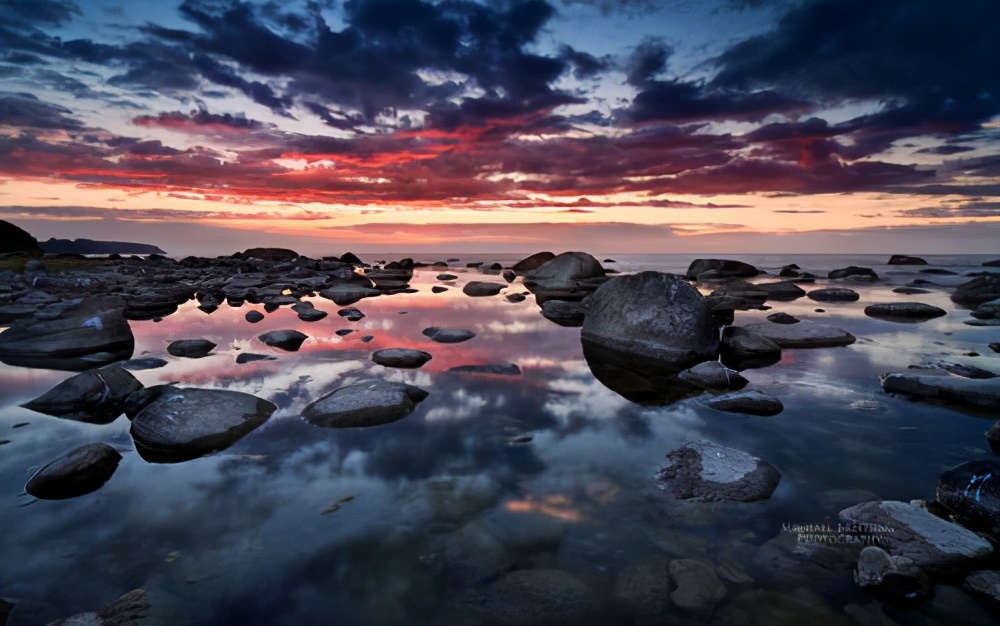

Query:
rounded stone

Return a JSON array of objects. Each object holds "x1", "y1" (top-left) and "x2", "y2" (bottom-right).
[
  {"x1": 25, "y1": 443, "x2": 122, "y2": 499},
  {"x1": 372, "y1": 348, "x2": 432, "y2": 368}
]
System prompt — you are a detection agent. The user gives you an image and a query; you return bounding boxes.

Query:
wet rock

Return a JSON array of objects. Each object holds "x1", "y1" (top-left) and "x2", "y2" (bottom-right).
[
  {"x1": 711, "y1": 280, "x2": 768, "y2": 302},
  {"x1": 336, "y1": 307, "x2": 365, "y2": 321},
  {"x1": 540, "y1": 299, "x2": 586, "y2": 326},
  {"x1": 501, "y1": 269, "x2": 516, "y2": 282},
  {"x1": 749, "y1": 532, "x2": 859, "y2": 599},
  {"x1": 807, "y1": 287, "x2": 860, "y2": 302},
  {"x1": 22, "y1": 365, "x2": 142, "y2": 423},
  {"x1": 431, "y1": 286, "x2": 448, "y2": 294},
  {"x1": 130, "y1": 387, "x2": 276, "y2": 463},
  {"x1": 988, "y1": 421, "x2": 1000, "y2": 455},
  {"x1": 468, "y1": 569, "x2": 600, "y2": 626},
  {"x1": 863, "y1": 303, "x2": 946, "y2": 321},
  {"x1": 512, "y1": 251, "x2": 556, "y2": 272},
  {"x1": 119, "y1": 357, "x2": 168, "y2": 371},
  {"x1": 319, "y1": 284, "x2": 381, "y2": 306},
  {"x1": 970, "y1": 298, "x2": 1000, "y2": 320},
  {"x1": 443, "y1": 522, "x2": 511, "y2": 585},
  {"x1": 437, "y1": 273, "x2": 458, "y2": 281},
  {"x1": 361, "y1": 335, "x2": 374, "y2": 342},
  {"x1": 296, "y1": 306, "x2": 327, "y2": 322},
  {"x1": 677, "y1": 361, "x2": 748, "y2": 391},
  {"x1": 755, "y1": 281, "x2": 807, "y2": 300},
  {"x1": 880, "y1": 373, "x2": 1000, "y2": 409},
  {"x1": 685, "y1": 258, "x2": 759, "y2": 280},
  {"x1": 0, "y1": 296, "x2": 134, "y2": 370},
  {"x1": 167, "y1": 338, "x2": 216, "y2": 358},
  {"x1": 839, "y1": 500, "x2": 993, "y2": 573},
  {"x1": 372, "y1": 348, "x2": 432, "y2": 368},
  {"x1": 463, "y1": 281, "x2": 506, "y2": 297},
  {"x1": 47, "y1": 588, "x2": 150, "y2": 626},
  {"x1": 302, "y1": 379, "x2": 428, "y2": 428},
  {"x1": 936, "y1": 460, "x2": 999, "y2": 536},
  {"x1": 715, "y1": 588, "x2": 851, "y2": 626},
  {"x1": 235, "y1": 353, "x2": 277, "y2": 364},
  {"x1": 448, "y1": 363, "x2": 521, "y2": 376},
  {"x1": 258, "y1": 329, "x2": 308, "y2": 351},
  {"x1": 893, "y1": 286, "x2": 931, "y2": 295},
  {"x1": 829, "y1": 266, "x2": 878, "y2": 280},
  {"x1": 241, "y1": 247, "x2": 298, "y2": 261},
  {"x1": 422, "y1": 327, "x2": 476, "y2": 343},
  {"x1": 505, "y1": 293, "x2": 526, "y2": 303},
  {"x1": 655, "y1": 440, "x2": 781, "y2": 502},
  {"x1": 741, "y1": 320, "x2": 855, "y2": 348},
  {"x1": 951, "y1": 275, "x2": 1000, "y2": 306},
  {"x1": 669, "y1": 559, "x2": 727, "y2": 610},
  {"x1": 24, "y1": 443, "x2": 122, "y2": 500},
  {"x1": 888, "y1": 255, "x2": 928, "y2": 265},
  {"x1": 854, "y1": 546, "x2": 931, "y2": 608},
  {"x1": 962, "y1": 570, "x2": 1000, "y2": 608},
  {"x1": 582, "y1": 271, "x2": 721, "y2": 369},
  {"x1": 706, "y1": 390, "x2": 784, "y2": 416},
  {"x1": 767, "y1": 312, "x2": 799, "y2": 324},
  {"x1": 720, "y1": 326, "x2": 782, "y2": 368},
  {"x1": 245, "y1": 310, "x2": 265, "y2": 324},
  {"x1": 613, "y1": 557, "x2": 671, "y2": 623}
]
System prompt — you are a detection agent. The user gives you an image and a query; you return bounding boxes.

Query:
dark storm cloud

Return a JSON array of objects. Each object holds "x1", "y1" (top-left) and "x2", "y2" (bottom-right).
[
  {"x1": 132, "y1": 109, "x2": 271, "y2": 132},
  {"x1": 559, "y1": 45, "x2": 610, "y2": 79},
  {"x1": 0, "y1": 92, "x2": 84, "y2": 130},
  {"x1": 628, "y1": 81, "x2": 811, "y2": 123},
  {"x1": 0, "y1": 0, "x2": 80, "y2": 28},
  {"x1": 624, "y1": 38, "x2": 670, "y2": 87}
]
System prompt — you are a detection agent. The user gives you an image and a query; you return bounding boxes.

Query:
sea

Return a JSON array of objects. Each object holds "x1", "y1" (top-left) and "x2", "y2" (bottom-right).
[{"x1": 0, "y1": 253, "x2": 997, "y2": 625}]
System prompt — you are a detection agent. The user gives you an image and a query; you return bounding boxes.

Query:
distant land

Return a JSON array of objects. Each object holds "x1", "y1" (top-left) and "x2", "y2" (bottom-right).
[{"x1": 40, "y1": 238, "x2": 166, "y2": 255}]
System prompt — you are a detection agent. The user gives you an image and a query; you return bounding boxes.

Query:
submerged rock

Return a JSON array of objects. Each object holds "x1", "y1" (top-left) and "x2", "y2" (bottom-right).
[
  {"x1": 613, "y1": 557, "x2": 671, "y2": 623},
  {"x1": 167, "y1": 338, "x2": 216, "y2": 358},
  {"x1": 130, "y1": 387, "x2": 276, "y2": 463},
  {"x1": 677, "y1": 361, "x2": 748, "y2": 391},
  {"x1": 669, "y1": 559, "x2": 727, "y2": 610},
  {"x1": 951, "y1": 275, "x2": 1000, "y2": 306},
  {"x1": 863, "y1": 302, "x2": 946, "y2": 320},
  {"x1": 47, "y1": 588, "x2": 150, "y2": 626},
  {"x1": 443, "y1": 522, "x2": 511, "y2": 585},
  {"x1": 258, "y1": 329, "x2": 308, "y2": 351},
  {"x1": 463, "y1": 281, "x2": 506, "y2": 297},
  {"x1": 655, "y1": 440, "x2": 781, "y2": 502},
  {"x1": 372, "y1": 348, "x2": 432, "y2": 368},
  {"x1": 467, "y1": 569, "x2": 600, "y2": 626},
  {"x1": 854, "y1": 546, "x2": 931, "y2": 608},
  {"x1": 25, "y1": 443, "x2": 122, "y2": 500},
  {"x1": 22, "y1": 365, "x2": 142, "y2": 423},
  {"x1": 706, "y1": 390, "x2": 784, "y2": 416},
  {"x1": 715, "y1": 589, "x2": 850, "y2": 626},
  {"x1": 807, "y1": 287, "x2": 859, "y2": 302},
  {"x1": 936, "y1": 460, "x2": 1000, "y2": 536},
  {"x1": 881, "y1": 373, "x2": 1000, "y2": 409},
  {"x1": 302, "y1": 379, "x2": 428, "y2": 428},
  {"x1": 741, "y1": 320, "x2": 856, "y2": 348},
  {"x1": 685, "y1": 258, "x2": 758, "y2": 280},
  {"x1": 422, "y1": 327, "x2": 476, "y2": 344}
]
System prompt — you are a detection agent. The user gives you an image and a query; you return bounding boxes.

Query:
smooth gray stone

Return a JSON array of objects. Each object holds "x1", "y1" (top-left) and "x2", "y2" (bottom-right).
[
  {"x1": 422, "y1": 327, "x2": 476, "y2": 343},
  {"x1": 167, "y1": 339, "x2": 216, "y2": 358},
  {"x1": 655, "y1": 440, "x2": 781, "y2": 502},
  {"x1": 302, "y1": 379, "x2": 428, "y2": 428},
  {"x1": 25, "y1": 443, "x2": 122, "y2": 500},
  {"x1": 371, "y1": 348, "x2": 432, "y2": 368},
  {"x1": 881, "y1": 373, "x2": 1000, "y2": 408},
  {"x1": 741, "y1": 320, "x2": 855, "y2": 348}
]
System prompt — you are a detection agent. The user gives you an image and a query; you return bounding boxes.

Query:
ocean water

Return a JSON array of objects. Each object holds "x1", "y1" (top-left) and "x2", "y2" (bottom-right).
[{"x1": 0, "y1": 253, "x2": 997, "y2": 625}]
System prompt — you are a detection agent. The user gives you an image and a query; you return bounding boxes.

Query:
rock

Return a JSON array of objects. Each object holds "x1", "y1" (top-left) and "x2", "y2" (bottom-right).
[
  {"x1": 715, "y1": 589, "x2": 851, "y2": 626},
  {"x1": 235, "y1": 353, "x2": 277, "y2": 364},
  {"x1": 582, "y1": 271, "x2": 721, "y2": 369},
  {"x1": 864, "y1": 303, "x2": 946, "y2": 321},
  {"x1": 318, "y1": 284, "x2": 381, "y2": 306},
  {"x1": 0, "y1": 219, "x2": 42, "y2": 255},
  {"x1": 755, "y1": 281, "x2": 807, "y2": 300},
  {"x1": 748, "y1": 532, "x2": 859, "y2": 599},
  {"x1": 512, "y1": 251, "x2": 556, "y2": 272},
  {"x1": 963, "y1": 570, "x2": 1000, "y2": 608},
  {"x1": 807, "y1": 287, "x2": 860, "y2": 302},
  {"x1": 988, "y1": 421, "x2": 1000, "y2": 455},
  {"x1": 854, "y1": 546, "x2": 931, "y2": 608},
  {"x1": 741, "y1": 320, "x2": 855, "y2": 348},
  {"x1": 655, "y1": 440, "x2": 781, "y2": 502},
  {"x1": 991, "y1": 343, "x2": 1000, "y2": 353},
  {"x1": 244, "y1": 310, "x2": 265, "y2": 325},
  {"x1": 677, "y1": 361, "x2": 748, "y2": 391},
  {"x1": 468, "y1": 569, "x2": 600, "y2": 626},
  {"x1": 970, "y1": 298, "x2": 1000, "y2": 320},
  {"x1": 22, "y1": 365, "x2": 142, "y2": 424},
  {"x1": 920, "y1": 268, "x2": 958, "y2": 275},
  {"x1": 47, "y1": 588, "x2": 150, "y2": 626},
  {"x1": 437, "y1": 273, "x2": 458, "y2": 281},
  {"x1": 336, "y1": 307, "x2": 365, "y2": 321},
  {"x1": 888, "y1": 255, "x2": 928, "y2": 265},
  {"x1": 669, "y1": 559, "x2": 727, "y2": 610},
  {"x1": 540, "y1": 299, "x2": 586, "y2": 326},
  {"x1": 939, "y1": 363, "x2": 997, "y2": 379},
  {"x1": 711, "y1": 280, "x2": 768, "y2": 302},
  {"x1": 613, "y1": 558, "x2": 670, "y2": 623},
  {"x1": 685, "y1": 259, "x2": 759, "y2": 280},
  {"x1": 706, "y1": 390, "x2": 784, "y2": 416},
  {"x1": 241, "y1": 247, "x2": 298, "y2": 261},
  {"x1": 880, "y1": 373, "x2": 1000, "y2": 409},
  {"x1": 372, "y1": 348, "x2": 432, "y2": 368},
  {"x1": 505, "y1": 293, "x2": 526, "y2": 303},
  {"x1": 443, "y1": 522, "x2": 511, "y2": 585},
  {"x1": 829, "y1": 266, "x2": 878, "y2": 280},
  {"x1": 767, "y1": 312, "x2": 799, "y2": 324},
  {"x1": 302, "y1": 379, "x2": 428, "y2": 428},
  {"x1": 120, "y1": 357, "x2": 168, "y2": 371},
  {"x1": 839, "y1": 500, "x2": 993, "y2": 573},
  {"x1": 24, "y1": 443, "x2": 122, "y2": 500},
  {"x1": 936, "y1": 460, "x2": 999, "y2": 536},
  {"x1": 422, "y1": 327, "x2": 476, "y2": 344},
  {"x1": 501, "y1": 269, "x2": 516, "y2": 282},
  {"x1": 335, "y1": 329, "x2": 354, "y2": 337},
  {"x1": 166, "y1": 339, "x2": 216, "y2": 358},
  {"x1": 951, "y1": 275, "x2": 1000, "y2": 306},
  {"x1": 130, "y1": 387, "x2": 276, "y2": 463},
  {"x1": 431, "y1": 286, "x2": 448, "y2": 294},
  {"x1": 258, "y1": 329, "x2": 308, "y2": 351},
  {"x1": 463, "y1": 281, "x2": 506, "y2": 297},
  {"x1": 297, "y1": 307, "x2": 327, "y2": 322},
  {"x1": 448, "y1": 363, "x2": 521, "y2": 376},
  {"x1": 340, "y1": 252, "x2": 363, "y2": 264},
  {"x1": 893, "y1": 286, "x2": 931, "y2": 294},
  {"x1": 0, "y1": 296, "x2": 135, "y2": 370},
  {"x1": 361, "y1": 335, "x2": 374, "y2": 343},
  {"x1": 720, "y1": 326, "x2": 782, "y2": 368},
  {"x1": 523, "y1": 252, "x2": 606, "y2": 301}
]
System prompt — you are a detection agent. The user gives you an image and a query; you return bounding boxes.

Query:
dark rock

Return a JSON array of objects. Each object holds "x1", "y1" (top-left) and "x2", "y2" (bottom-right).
[
  {"x1": 655, "y1": 440, "x2": 781, "y2": 502},
  {"x1": 920, "y1": 268, "x2": 958, "y2": 275},
  {"x1": 888, "y1": 255, "x2": 928, "y2": 265},
  {"x1": 443, "y1": 522, "x2": 511, "y2": 585},
  {"x1": 335, "y1": 329, "x2": 354, "y2": 337},
  {"x1": 613, "y1": 557, "x2": 671, "y2": 622},
  {"x1": 582, "y1": 271, "x2": 721, "y2": 369},
  {"x1": 989, "y1": 422, "x2": 1000, "y2": 455},
  {"x1": 466, "y1": 261, "x2": 484, "y2": 268},
  {"x1": 372, "y1": 348, "x2": 432, "y2": 368},
  {"x1": 767, "y1": 312, "x2": 799, "y2": 324},
  {"x1": 711, "y1": 280, "x2": 768, "y2": 302},
  {"x1": 47, "y1": 589, "x2": 150, "y2": 626},
  {"x1": 244, "y1": 310, "x2": 265, "y2": 323},
  {"x1": 337, "y1": 307, "x2": 365, "y2": 321},
  {"x1": 448, "y1": 363, "x2": 522, "y2": 376},
  {"x1": 951, "y1": 275, "x2": 1000, "y2": 306},
  {"x1": 970, "y1": 298, "x2": 1000, "y2": 320},
  {"x1": 524, "y1": 251, "x2": 604, "y2": 286},
  {"x1": 0, "y1": 296, "x2": 135, "y2": 370},
  {"x1": 755, "y1": 281, "x2": 806, "y2": 300},
  {"x1": 22, "y1": 365, "x2": 142, "y2": 423},
  {"x1": 716, "y1": 589, "x2": 850, "y2": 626},
  {"x1": 984, "y1": 259, "x2": 1000, "y2": 267},
  {"x1": 807, "y1": 287, "x2": 860, "y2": 302},
  {"x1": 854, "y1": 546, "x2": 931, "y2": 608},
  {"x1": 963, "y1": 570, "x2": 1000, "y2": 608},
  {"x1": 303, "y1": 379, "x2": 428, "y2": 428},
  {"x1": 24, "y1": 443, "x2": 121, "y2": 499},
  {"x1": 540, "y1": 299, "x2": 586, "y2": 326},
  {"x1": 505, "y1": 293, "x2": 526, "y2": 303},
  {"x1": 258, "y1": 329, "x2": 308, "y2": 351},
  {"x1": 0, "y1": 219, "x2": 42, "y2": 256},
  {"x1": 242, "y1": 247, "x2": 298, "y2": 261},
  {"x1": 685, "y1": 258, "x2": 758, "y2": 280},
  {"x1": 130, "y1": 387, "x2": 276, "y2": 463},
  {"x1": 881, "y1": 373, "x2": 1000, "y2": 409},
  {"x1": 706, "y1": 390, "x2": 783, "y2": 416},
  {"x1": 669, "y1": 559, "x2": 727, "y2": 610},
  {"x1": 720, "y1": 326, "x2": 781, "y2": 368},
  {"x1": 167, "y1": 339, "x2": 216, "y2": 358},
  {"x1": 939, "y1": 363, "x2": 998, "y2": 379},
  {"x1": 512, "y1": 251, "x2": 556, "y2": 272},
  {"x1": 991, "y1": 343, "x2": 1000, "y2": 353},
  {"x1": 677, "y1": 361, "x2": 748, "y2": 391},
  {"x1": 501, "y1": 269, "x2": 516, "y2": 282},
  {"x1": 892, "y1": 286, "x2": 931, "y2": 294},
  {"x1": 120, "y1": 357, "x2": 168, "y2": 371},
  {"x1": 468, "y1": 569, "x2": 600, "y2": 626},
  {"x1": 741, "y1": 320, "x2": 856, "y2": 348},
  {"x1": 297, "y1": 308, "x2": 327, "y2": 322},
  {"x1": 437, "y1": 273, "x2": 458, "y2": 281},
  {"x1": 235, "y1": 353, "x2": 277, "y2": 364},
  {"x1": 422, "y1": 327, "x2": 476, "y2": 343},
  {"x1": 361, "y1": 335, "x2": 374, "y2": 342},
  {"x1": 431, "y1": 286, "x2": 448, "y2": 294},
  {"x1": 463, "y1": 281, "x2": 506, "y2": 297},
  {"x1": 864, "y1": 302, "x2": 947, "y2": 321},
  {"x1": 319, "y1": 284, "x2": 381, "y2": 306},
  {"x1": 340, "y1": 252, "x2": 363, "y2": 264},
  {"x1": 936, "y1": 460, "x2": 999, "y2": 536},
  {"x1": 829, "y1": 266, "x2": 878, "y2": 280}
]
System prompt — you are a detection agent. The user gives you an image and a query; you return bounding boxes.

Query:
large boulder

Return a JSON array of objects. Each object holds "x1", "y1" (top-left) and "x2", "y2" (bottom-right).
[
  {"x1": 685, "y1": 259, "x2": 758, "y2": 280},
  {"x1": 21, "y1": 365, "x2": 142, "y2": 424},
  {"x1": 0, "y1": 296, "x2": 135, "y2": 370},
  {"x1": 655, "y1": 440, "x2": 781, "y2": 502},
  {"x1": 864, "y1": 303, "x2": 946, "y2": 321},
  {"x1": 936, "y1": 460, "x2": 999, "y2": 536},
  {"x1": 581, "y1": 272, "x2": 721, "y2": 369},
  {"x1": 523, "y1": 252, "x2": 606, "y2": 301},
  {"x1": 881, "y1": 373, "x2": 1000, "y2": 409},
  {"x1": 302, "y1": 380, "x2": 428, "y2": 428},
  {"x1": 720, "y1": 327, "x2": 781, "y2": 369},
  {"x1": 829, "y1": 266, "x2": 878, "y2": 280},
  {"x1": 740, "y1": 320, "x2": 856, "y2": 348},
  {"x1": 130, "y1": 387, "x2": 276, "y2": 463},
  {"x1": 951, "y1": 275, "x2": 1000, "y2": 306},
  {"x1": 888, "y1": 255, "x2": 928, "y2": 265},
  {"x1": 512, "y1": 251, "x2": 556, "y2": 272},
  {"x1": 24, "y1": 443, "x2": 122, "y2": 499},
  {"x1": 0, "y1": 219, "x2": 42, "y2": 256},
  {"x1": 258, "y1": 329, "x2": 308, "y2": 351}
]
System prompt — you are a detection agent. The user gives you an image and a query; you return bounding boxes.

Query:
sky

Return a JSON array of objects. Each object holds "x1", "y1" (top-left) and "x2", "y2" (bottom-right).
[{"x1": 0, "y1": 0, "x2": 998, "y2": 256}]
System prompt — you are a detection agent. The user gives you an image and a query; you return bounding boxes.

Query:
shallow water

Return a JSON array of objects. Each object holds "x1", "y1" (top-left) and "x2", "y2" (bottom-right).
[{"x1": 0, "y1": 254, "x2": 998, "y2": 625}]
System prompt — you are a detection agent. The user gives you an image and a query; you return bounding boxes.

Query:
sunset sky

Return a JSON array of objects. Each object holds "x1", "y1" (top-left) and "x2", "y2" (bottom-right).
[{"x1": 0, "y1": 0, "x2": 998, "y2": 256}]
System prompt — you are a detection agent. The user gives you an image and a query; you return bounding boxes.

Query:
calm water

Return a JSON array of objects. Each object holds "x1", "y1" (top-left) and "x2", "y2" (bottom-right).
[{"x1": 0, "y1": 254, "x2": 998, "y2": 625}]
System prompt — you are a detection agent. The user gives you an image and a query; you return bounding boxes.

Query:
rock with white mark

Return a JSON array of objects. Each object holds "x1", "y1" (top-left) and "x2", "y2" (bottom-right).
[{"x1": 655, "y1": 440, "x2": 781, "y2": 502}]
